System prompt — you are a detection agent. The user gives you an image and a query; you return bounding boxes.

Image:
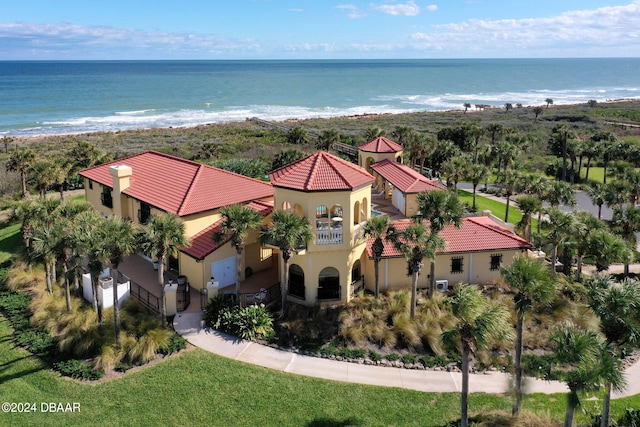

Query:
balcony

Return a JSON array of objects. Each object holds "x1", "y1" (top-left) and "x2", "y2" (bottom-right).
[{"x1": 316, "y1": 218, "x2": 343, "y2": 245}]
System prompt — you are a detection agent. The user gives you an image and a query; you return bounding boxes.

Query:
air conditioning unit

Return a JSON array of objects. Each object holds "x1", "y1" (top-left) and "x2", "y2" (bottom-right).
[
  {"x1": 435, "y1": 280, "x2": 449, "y2": 292},
  {"x1": 99, "y1": 277, "x2": 114, "y2": 289}
]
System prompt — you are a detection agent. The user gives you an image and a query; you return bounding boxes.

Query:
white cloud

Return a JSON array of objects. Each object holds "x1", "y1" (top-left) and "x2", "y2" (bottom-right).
[
  {"x1": 372, "y1": 1, "x2": 421, "y2": 17},
  {"x1": 407, "y1": 1, "x2": 640, "y2": 56},
  {"x1": 426, "y1": 5, "x2": 438, "y2": 12},
  {"x1": 336, "y1": 4, "x2": 366, "y2": 19}
]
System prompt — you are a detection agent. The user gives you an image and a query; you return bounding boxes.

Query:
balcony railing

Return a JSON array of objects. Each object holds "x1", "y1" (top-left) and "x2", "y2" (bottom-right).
[
  {"x1": 351, "y1": 276, "x2": 365, "y2": 295},
  {"x1": 316, "y1": 229, "x2": 343, "y2": 245},
  {"x1": 317, "y1": 285, "x2": 341, "y2": 301}
]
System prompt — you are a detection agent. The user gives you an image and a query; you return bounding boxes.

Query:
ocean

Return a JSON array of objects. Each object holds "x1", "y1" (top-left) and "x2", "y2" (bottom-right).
[{"x1": 1, "y1": 58, "x2": 639, "y2": 137}]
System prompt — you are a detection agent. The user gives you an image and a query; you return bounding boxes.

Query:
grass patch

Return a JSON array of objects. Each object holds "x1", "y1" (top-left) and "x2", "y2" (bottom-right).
[
  {"x1": 0, "y1": 221, "x2": 21, "y2": 265},
  {"x1": 580, "y1": 166, "x2": 605, "y2": 184},
  {"x1": 2, "y1": 315, "x2": 640, "y2": 426},
  {"x1": 457, "y1": 189, "x2": 525, "y2": 226}
]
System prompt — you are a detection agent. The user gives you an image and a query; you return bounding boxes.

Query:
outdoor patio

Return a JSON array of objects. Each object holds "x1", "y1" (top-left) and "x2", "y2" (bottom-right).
[{"x1": 117, "y1": 254, "x2": 281, "y2": 315}]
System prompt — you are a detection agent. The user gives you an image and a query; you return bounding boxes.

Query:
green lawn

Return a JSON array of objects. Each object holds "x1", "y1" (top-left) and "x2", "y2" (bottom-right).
[
  {"x1": 580, "y1": 166, "x2": 605, "y2": 184},
  {"x1": 457, "y1": 189, "x2": 527, "y2": 227},
  {"x1": 2, "y1": 315, "x2": 640, "y2": 426},
  {"x1": 0, "y1": 221, "x2": 21, "y2": 265}
]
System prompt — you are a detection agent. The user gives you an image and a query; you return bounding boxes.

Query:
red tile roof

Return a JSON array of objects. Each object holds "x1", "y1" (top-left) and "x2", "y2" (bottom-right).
[
  {"x1": 366, "y1": 216, "x2": 532, "y2": 258},
  {"x1": 181, "y1": 200, "x2": 273, "y2": 260},
  {"x1": 80, "y1": 151, "x2": 274, "y2": 216},
  {"x1": 371, "y1": 159, "x2": 445, "y2": 194},
  {"x1": 269, "y1": 151, "x2": 374, "y2": 192},
  {"x1": 359, "y1": 137, "x2": 403, "y2": 153}
]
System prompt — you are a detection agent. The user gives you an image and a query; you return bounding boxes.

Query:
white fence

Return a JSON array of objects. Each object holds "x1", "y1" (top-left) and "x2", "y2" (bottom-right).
[{"x1": 82, "y1": 268, "x2": 130, "y2": 309}]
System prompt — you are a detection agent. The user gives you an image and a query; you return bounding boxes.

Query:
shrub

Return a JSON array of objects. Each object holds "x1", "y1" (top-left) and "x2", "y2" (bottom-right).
[
  {"x1": 114, "y1": 363, "x2": 133, "y2": 373},
  {"x1": 159, "y1": 334, "x2": 187, "y2": 355},
  {"x1": 14, "y1": 328, "x2": 56, "y2": 357},
  {"x1": 368, "y1": 349, "x2": 382, "y2": 362},
  {"x1": 386, "y1": 352, "x2": 400, "y2": 362},
  {"x1": 401, "y1": 354, "x2": 417, "y2": 365},
  {"x1": 53, "y1": 359, "x2": 104, "y2": 381},
  {"x1": 204, "y1": 297, "x2": 274, "y2": 341}
]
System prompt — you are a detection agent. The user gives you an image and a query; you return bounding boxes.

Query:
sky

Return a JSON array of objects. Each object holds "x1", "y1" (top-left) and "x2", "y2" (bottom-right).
[{"x1": 1, "y1": 0, "x2": 639, "y2": 60}]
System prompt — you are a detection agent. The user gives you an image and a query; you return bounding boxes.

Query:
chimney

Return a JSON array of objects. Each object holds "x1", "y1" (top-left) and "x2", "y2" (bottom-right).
[
  {"x1": 109, "y1": 165, "x2": 132, "y2": 217},
  {"x1": 109, "y1": 164, "x2": 132, "y2": 193}
]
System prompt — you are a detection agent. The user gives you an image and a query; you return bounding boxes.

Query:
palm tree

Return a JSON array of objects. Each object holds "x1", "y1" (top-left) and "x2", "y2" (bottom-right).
[
  {"x1": 581, "y1": 137, "x2": 601, "y2": 182},
  {"x1": 215, "y1": 204, "x2": 263, "y2": 303},
  {"x1": 544, "y1": 180, "x2": 576, "y2": 208},
  {"x1": 550, "y1": 125, "x2": 574, "y2": 182},
  {"x1": 259, "y1": 209, "x2": 313, "y2": 315},
  {"x1": 585, "y1": 229, "x2": 632, "y2": 273},
  {"x1": 388, "y1": 221, "x2": 444, "y2": 318},
  {"x1": 465, "y1": 163, "x2": 489, "y2": 212},
  {"x1": 485, "y1": 123, "x2": 504, "y2": 147},
  {"x1": 542, "y1": 208, "x2": 580, "y2": 276},
  {"x1": 573, "y1": 211, "x2": 606, "y2": 282},
  {"x1": 497, "y1": 169, "x2": 522, "y2": 223},
  {"x1": 316, "y1": 129, "x2": 340, "y2": 152},
  {"x1": 500, "y1": 255, "x2": 555, "y2": 415},
  {"x1": 78, "y1": 211, "x2": 108, "y2": 325},
  {"x1": 102, "y1": 216, "x2": 138, "y2": 345},
  {"x1": 417, "y1": 190, "x2": 464, "y2": 296},
  {"x1": 463, "y1": 103, "x2": 471, "y2": 114},
  {"x1": 31, "y1": 157, "x2": 65, "y2": 199},
  {"x1": 364, "y1": 127, "x2": 386, "y2": 141},
  {"x1": 362, "y1": 215, "x2": 395, "y2": 299},
  {"x1": 440, "y1": 156, "x2": 468, "y2": 193},
  {"x1": 545, "y1": 98, "x2": 554, "y2": 108},
  {"x1": 6, "y1": 148, "x2": 36, "y2": 198},
  {"x1": 587, "y1": 183, "x2": 607, "y2": 220},
  {"x1": 532, "y1": 106, "x2": 544, "y2": 121},
  {"x1": 286, "y1": 127, "x2": 309, "y2": 145},
  {"x1": 515, "y1": 195, "x2": 541, "y2": 242},
  {"x1": 140, "y1": 213, "x2": 189, "y2": 328},
  {"x1": 587, "y1": 275, "x2": 640, "y2": 427},
  {"x1": 31, "y1": 224, "x2": 60, "y2": 295},
  {"x1": 550, "y1": 323, "x2": 604, "y2": 427},
  {"x1": 466, "y1": 123, "x2": 484, "y2": 164},
  {"x1": 442, "y1": 284, "x2": 513, "y2": 427},
  {"x1": 610, "y1": 205, "x2": 640, "y2": 276}
]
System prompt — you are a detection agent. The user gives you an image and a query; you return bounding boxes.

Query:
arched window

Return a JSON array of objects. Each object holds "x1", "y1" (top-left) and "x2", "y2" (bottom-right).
[
  {"x1": 289, "y1": 264, "x2": 305, "y2": 299},
  {"x1": 353, "y1": 201, "x2": 361, "y2": 225},
  {"x1": 318, "y1": 267, "x2": 340, "y2": 301},
  {"x1": 293, "y1": 203, "x2": 304, "y2": 217},
  {"x1": 362, "y1": 197, "x2": 368, "y2": 221},
  {"x1": 282, "y1": 201, "x2": 292, "y2": 211}
]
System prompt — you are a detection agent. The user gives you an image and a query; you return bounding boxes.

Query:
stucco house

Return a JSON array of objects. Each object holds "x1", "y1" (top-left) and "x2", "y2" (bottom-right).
[{"x1": 80, "y1": 139, "x2": 533, "y2": 310}]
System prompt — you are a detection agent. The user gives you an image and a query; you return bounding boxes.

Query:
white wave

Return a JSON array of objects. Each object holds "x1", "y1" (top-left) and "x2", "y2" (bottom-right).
[{"x1": 114, "y1": 109, "x2": 156, "y2": 115}]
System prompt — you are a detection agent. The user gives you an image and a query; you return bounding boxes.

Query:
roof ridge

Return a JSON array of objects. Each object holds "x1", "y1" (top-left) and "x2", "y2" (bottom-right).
[
  {"x1": 304, "y1": 153, "x2": 320, "y2": 191},
  {"x1": 177, "y1": 164, "x2": 204, "y2": 216},
  {"x1": 324, "y1": 152, "x2": 352, "y2": 188},
  {"x1": 467, "y1": 216, "x2": 528, "y2": 243}
]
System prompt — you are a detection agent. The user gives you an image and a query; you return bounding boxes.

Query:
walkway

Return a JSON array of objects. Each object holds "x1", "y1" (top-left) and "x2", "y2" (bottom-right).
[{"x1": 172, "y1": 310, "x2": 639, "y2": 397}]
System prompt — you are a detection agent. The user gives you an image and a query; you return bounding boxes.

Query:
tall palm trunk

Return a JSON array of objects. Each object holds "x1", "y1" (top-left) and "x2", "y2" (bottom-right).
[
  {"x1": 90, "y1": 272, "x2": 103, "y2": 326},
  {"x1": 564, "y1": 390, "x2": 578, "y2": 427},
  {"x1": 63, "y1": 262, "x2": 72, "y2": 312},
  {"x1": 600, "y1": 382, "x2": 612, "y2": 427},
  {"x1": 44, "y1": 262, "x2": 53, "y2": 294},
  {"x1": 429, "y1": 261, "x2": 436, "y2": 298},
  {"x1": 513, "y1": 314, "x2": 524, "y2": 415},
  {"x1": 505, "y1": 196, "x2": 511, "y2": 222},
  {"x1": 461, "y1": 343, "x2": 470, "y2": 427},
  {"x1": 410, "y1": 269, "x2": 419, "y2": 319}
]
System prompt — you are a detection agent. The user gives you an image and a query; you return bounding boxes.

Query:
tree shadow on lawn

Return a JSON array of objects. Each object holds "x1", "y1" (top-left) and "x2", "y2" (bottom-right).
[{"x1": 307, "y1": 417, "x2": 362, "y2": 427}]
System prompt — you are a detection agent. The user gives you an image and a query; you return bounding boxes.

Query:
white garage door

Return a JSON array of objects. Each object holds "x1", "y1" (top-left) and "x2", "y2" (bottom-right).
[{"x1": 211, "y1": 257, "x2": 236, "y2": 288}]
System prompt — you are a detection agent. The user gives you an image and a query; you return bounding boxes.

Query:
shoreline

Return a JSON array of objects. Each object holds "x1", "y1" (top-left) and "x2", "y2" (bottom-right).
[{"x1": 6, "y1": 97, "x2": 640, "y2": 146}]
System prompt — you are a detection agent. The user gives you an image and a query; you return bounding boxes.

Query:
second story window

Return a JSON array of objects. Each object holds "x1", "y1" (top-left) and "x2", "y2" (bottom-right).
[
  {"x1": 101, "y1": 186, "x2": 113, "y2": 208},
  {"x1": 138, "y1": 202, "x2": 151, "y2": 224}
]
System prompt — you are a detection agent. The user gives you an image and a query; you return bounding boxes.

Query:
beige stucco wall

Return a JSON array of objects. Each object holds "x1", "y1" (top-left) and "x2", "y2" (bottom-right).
[
  {"x1": 358, "y1": 150, "x2": 403, "y2": 173},
  {"x1": 84, "y1": 179, "x2": 113, "y2": 217},
  {"x1": 361, "y1": 249, "x2": 527, "y2": 293}
]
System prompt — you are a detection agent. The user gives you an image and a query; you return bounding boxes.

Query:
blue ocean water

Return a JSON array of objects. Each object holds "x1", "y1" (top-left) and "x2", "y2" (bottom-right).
[{"x1": 1, "y1": 58, "x2": 639, "y2": 137}]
